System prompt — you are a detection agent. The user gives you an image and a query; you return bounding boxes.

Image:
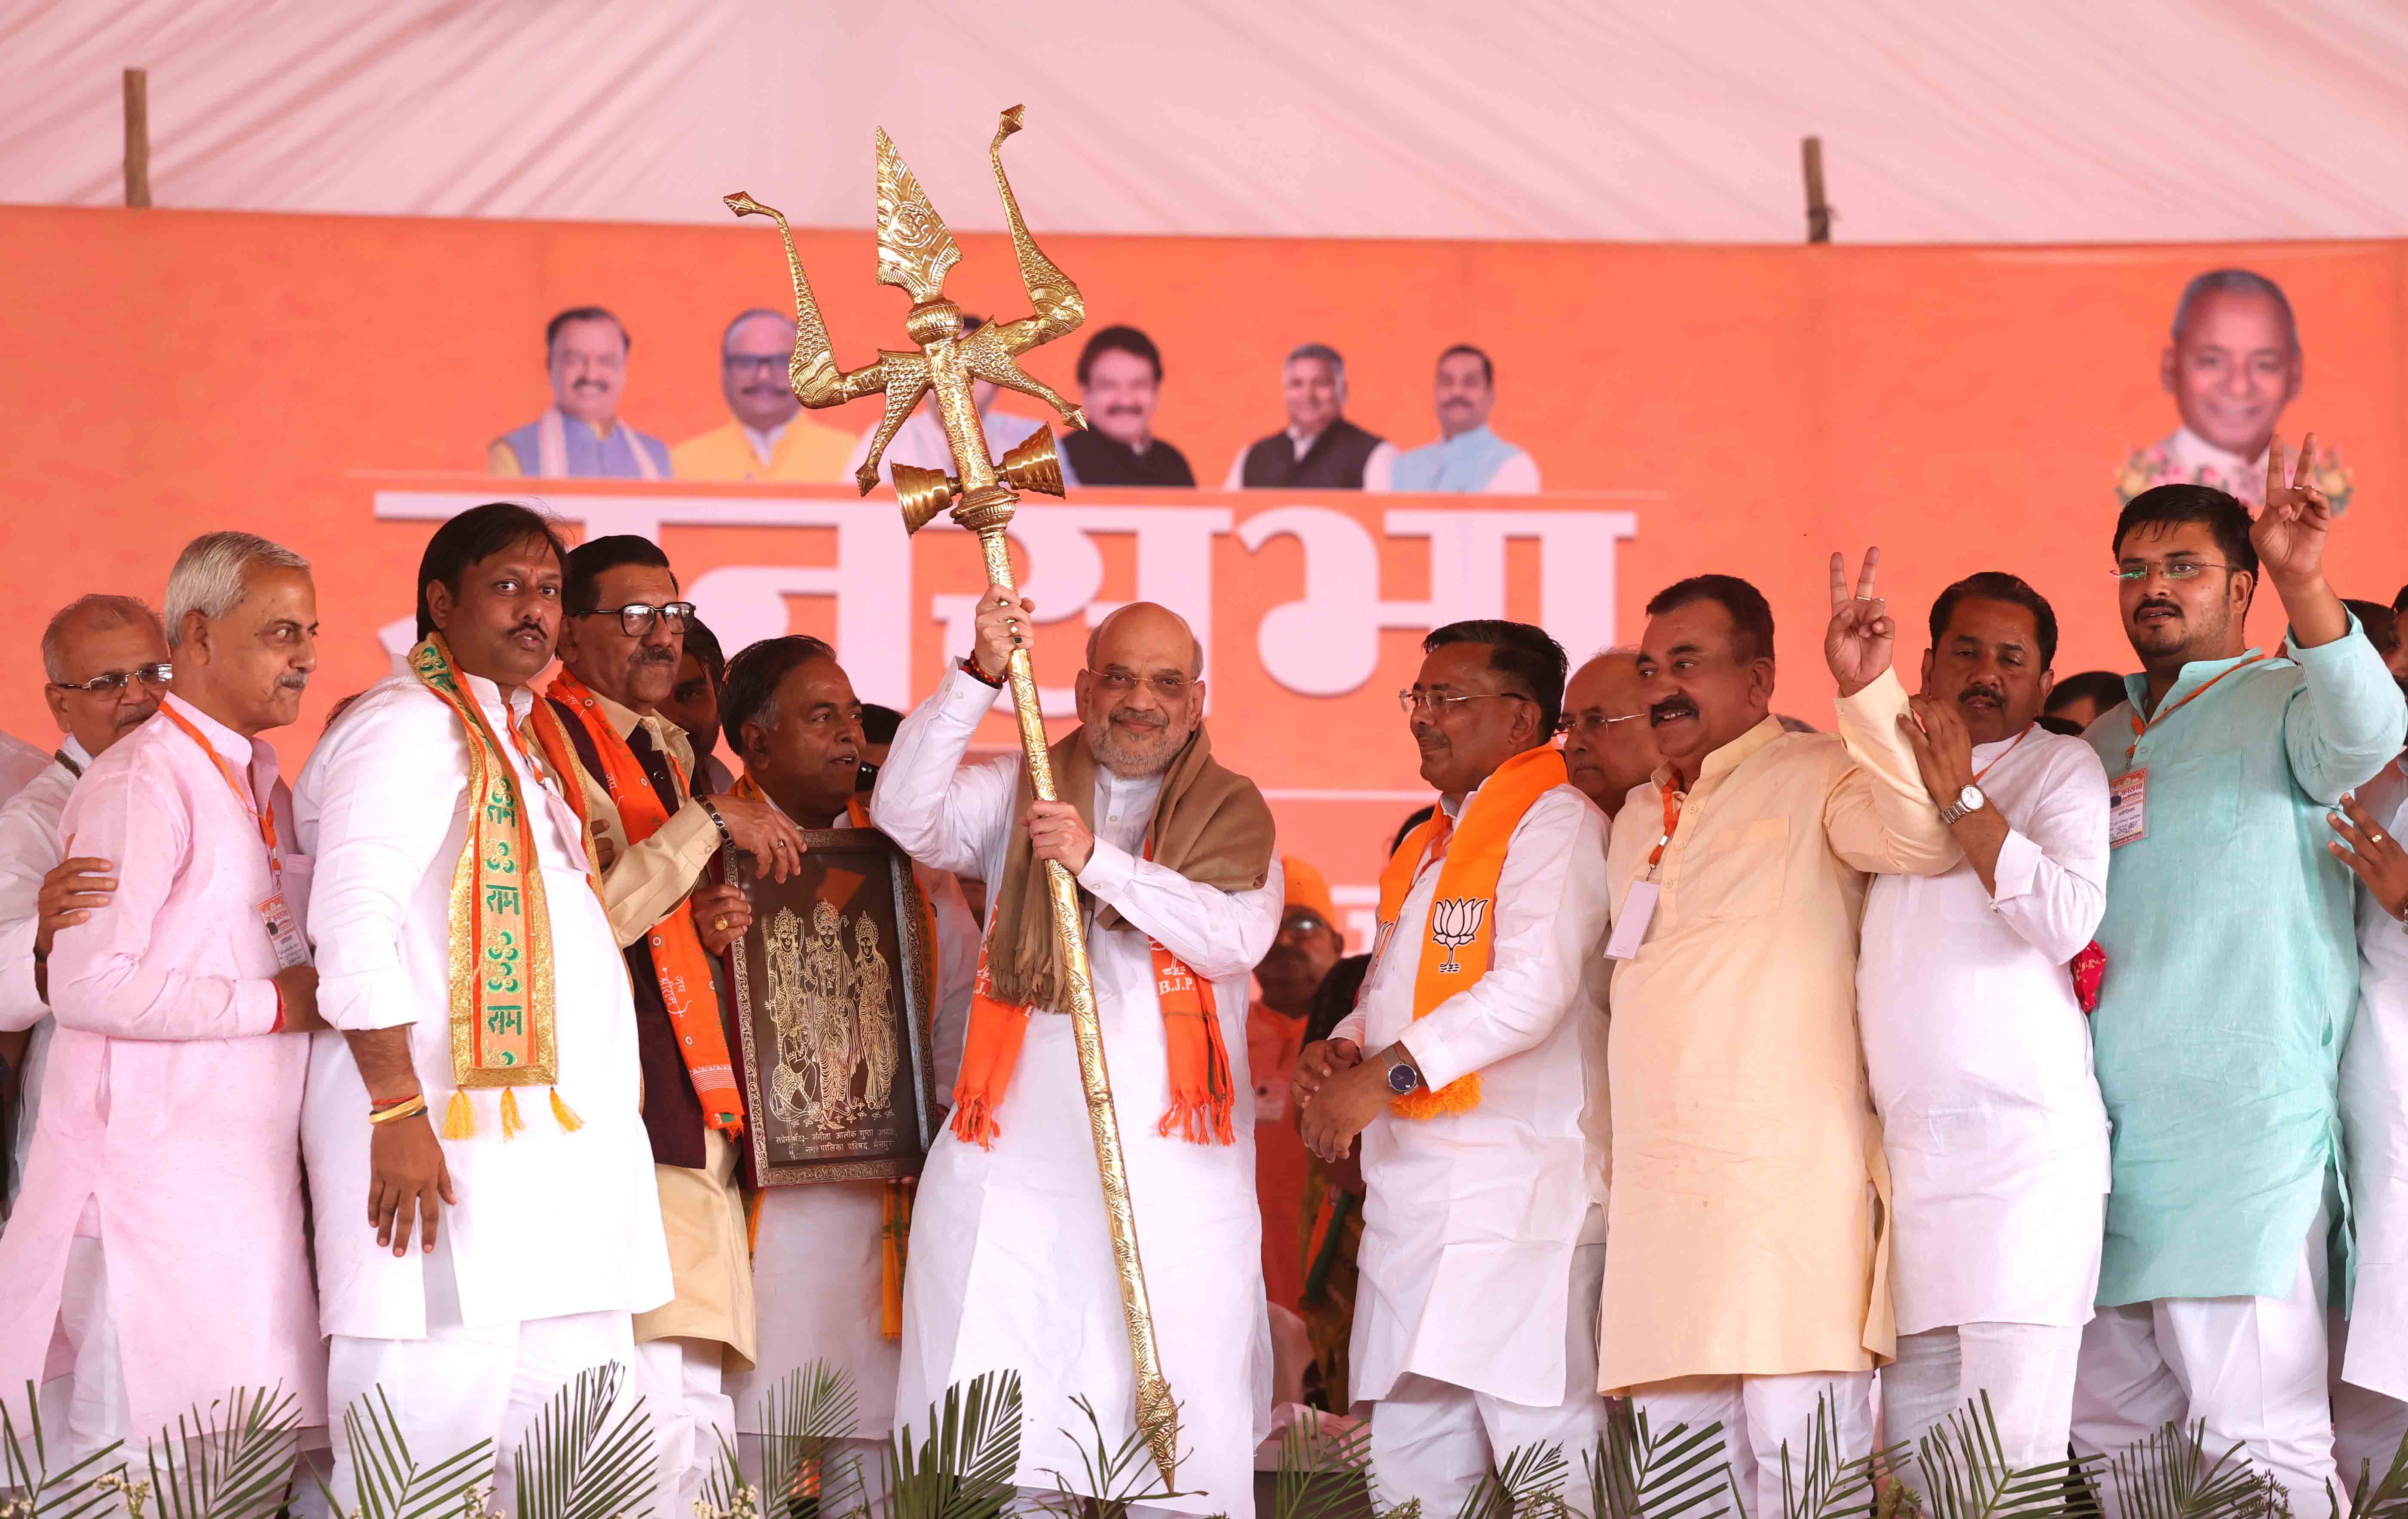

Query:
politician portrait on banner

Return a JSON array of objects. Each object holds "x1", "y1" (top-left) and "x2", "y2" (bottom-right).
[{"x1": 723, "y1": 828, "x2": 940, "y2": 1185}]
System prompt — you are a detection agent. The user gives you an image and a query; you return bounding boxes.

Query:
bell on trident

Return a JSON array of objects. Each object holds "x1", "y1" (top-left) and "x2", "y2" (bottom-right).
[{"x1": 892, "y1": 427, "x2": 1067, "y2": 535}]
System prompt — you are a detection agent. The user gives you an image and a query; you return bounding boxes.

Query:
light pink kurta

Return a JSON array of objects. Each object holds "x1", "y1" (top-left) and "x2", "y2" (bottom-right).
[{"x1": 0, "y1": 695, "x2": 324, "y2": 1435}]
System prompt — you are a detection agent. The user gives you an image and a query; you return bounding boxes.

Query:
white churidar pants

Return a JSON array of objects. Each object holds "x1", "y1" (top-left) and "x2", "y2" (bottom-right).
[
  {"x1": 634, "y1": 1337, "x2": 733, "y2": 1519},
  {"x1": 2070, "y1": 1212, "x2": 2341, "y2": 1519},
  {"x1": 39, "y1": 1234, "x2": 131, "y2": 1461},
  {"x1": 1882, "y1": 1322, "x2": 2084, "y2": 1486},
  {"x1": 1633, "y1": 1371, "x2": 1876, "y2": 1519}
]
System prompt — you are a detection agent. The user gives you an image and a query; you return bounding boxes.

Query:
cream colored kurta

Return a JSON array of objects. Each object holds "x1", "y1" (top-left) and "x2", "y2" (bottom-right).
[{"x1": 1599, "y1": 671, "x2": 1956, "y2": 1392}]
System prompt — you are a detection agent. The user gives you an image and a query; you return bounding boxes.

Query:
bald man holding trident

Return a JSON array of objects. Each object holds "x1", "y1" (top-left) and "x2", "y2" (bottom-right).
[{"x1": 871, "y1": 590, "x2": 1283, "y2": 1516}]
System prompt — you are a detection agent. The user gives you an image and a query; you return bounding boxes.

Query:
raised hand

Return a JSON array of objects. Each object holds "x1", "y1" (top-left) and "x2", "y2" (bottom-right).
[
  {"x1": 2253, "y1": 433, "x2": 2335, "y2": 588},
  {"x1": 1825, "y1": 548, "x2": 1894, "y2": 697}
]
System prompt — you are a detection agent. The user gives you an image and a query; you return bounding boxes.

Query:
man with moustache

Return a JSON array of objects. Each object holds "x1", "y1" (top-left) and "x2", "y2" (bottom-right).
[
  {"x1": 491, "y1": 307, "x2": 672, "y2": 480},
  {"x1": 2067, "y1": 449, "x2": 2402, "y2": 1517},
  {"x1": 701, "y1": 635, "x2": 978, "y2": 1499},
  {"x1": 1599, "y1": 556, "x2": 1957, "y2": 1516},
  {"x1": 544, "y1": 535, "x2": 810, "y2": 1514},
  {"x1": 1390, "y1": 346, "x2": 1542, "y2": 494},
  {"x1": 874, "y1": 589, "x2": 1280, "y2": 1516},
  {"x1": 0, "y1": 535, "x2": 328, "y2": 1458},
  {"x1": 1291, "y1": 619, "x2": 1610, "y2": 1514},
  {"x1": 298, "y1": 504, "x2": 674, "y2": 1507},
  {"x1": 1561, "y1": 647, "x2": 1661, "y2": 821},
  {"x1": 1059, "y1": 325, "x2": 1197, "y2": 488},
  {"x1": 1227, "y1": 344, "x2": 1396, "y2": 491},
  {"x1": 2119, "y1": 269, "x2": 2350, "y2": 512},
  {"x1": 0, "y1": 598, "x2": 169, "y2": 1225},
  {"x1": 670, "y1": 309, "x2": 854, "y2": 484},
  {"x1": 1857, "y1": 573, "x2": 2111, "y2": 1482},
  {"x1": 1247, "y1": 856, "x2": 1345, "y2": 1312}
]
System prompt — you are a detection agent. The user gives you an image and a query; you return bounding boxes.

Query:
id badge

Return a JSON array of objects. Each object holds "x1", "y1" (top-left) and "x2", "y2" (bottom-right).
[
  {"x1": 1605, "y1": 880, "x2": 1661, "y2": 961},
  {"x1": 258, "y1": 891, "x2": 310, "y2": 970},
  {"x1": 2109, "y1": 768, "x2": 2148, "y2": 849}
]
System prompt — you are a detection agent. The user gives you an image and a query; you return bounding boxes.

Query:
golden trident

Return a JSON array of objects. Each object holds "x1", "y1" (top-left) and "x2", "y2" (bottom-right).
[{"x1": 726, "y1": 106, "x2": 1180, "y2": 1486}]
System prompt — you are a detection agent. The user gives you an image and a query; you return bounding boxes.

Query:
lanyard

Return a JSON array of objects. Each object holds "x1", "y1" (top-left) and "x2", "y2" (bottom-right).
[
  {"x1": 1646, "y1": 779, "x2": 1685, "y2": 875},
  {"x1": 159, "y1": 702, "x2": 275, "y2": 854},
  {"x1": 2125, "y1": 653, "x2": 2266, "y2": 762},
  {"x1": 1973, "y1": 723, "x2": 2035, "y2": 783}
]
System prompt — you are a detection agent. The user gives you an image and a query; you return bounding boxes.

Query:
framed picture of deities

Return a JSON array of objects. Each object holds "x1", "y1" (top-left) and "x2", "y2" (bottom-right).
[{"x1": 721, "y1": 829, "x2": 940, "y2": 1186}]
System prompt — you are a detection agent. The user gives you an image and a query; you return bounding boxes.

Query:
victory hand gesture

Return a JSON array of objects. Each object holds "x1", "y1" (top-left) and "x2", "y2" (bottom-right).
[
  {"x1": 1825, "y1": 548, "x2": 1893, "y2": 698},
  {"x1": 2253, "y1": 433, "x2": 2335, "y2": 589}
]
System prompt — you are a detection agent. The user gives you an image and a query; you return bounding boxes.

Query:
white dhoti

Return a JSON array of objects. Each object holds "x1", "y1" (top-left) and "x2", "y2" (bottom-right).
[
  {"x1": 2071, "y1": 1212, "x2": 2340, "y2": 1519},
  {"x1": 1634, "y1": 1370, "x2": 1876, "y2": 1519},
  {"x1": 1882, "y1": 1322, "x2": 2083, "y2": 1484}
]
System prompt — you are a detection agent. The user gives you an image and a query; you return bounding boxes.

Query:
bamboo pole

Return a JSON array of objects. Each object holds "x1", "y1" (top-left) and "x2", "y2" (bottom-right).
[
  {"x1": 123, "y1": 68, "x2": 150, "y2": 208},
  {"x1": 1802, "y1": 135, "x2": 1830, "y2": 244}
]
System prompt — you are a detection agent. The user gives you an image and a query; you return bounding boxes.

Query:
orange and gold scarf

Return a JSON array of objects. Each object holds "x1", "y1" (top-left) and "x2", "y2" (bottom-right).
[
  {"x1": 1373, "y1": 744, "x2": 1568, "y2": 1119},
  {"x1": 407, "y1": 633, "x2": 592, "y2": 1139},
  {"x1": 548, "y1": 667, "x2": 743, "y2": 1135},
  {"x1": 732, "y1": 774, "x2": 935, "y2": 1337}
]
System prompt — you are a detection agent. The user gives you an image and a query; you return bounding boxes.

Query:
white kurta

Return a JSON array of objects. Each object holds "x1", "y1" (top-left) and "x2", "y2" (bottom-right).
[
  {"x1": 2342, "y1": 763, "x2": 2408, "y2": 1400},
  {"x1": 1858, "y1": 726, "x2": 2112, "y2": 1333},
  {"x1": 0, "y1": 739, "x2": 86, "y2": 1219},
  {"x1": 0, "y1": 731, "x2": 47, "y2": 805},
  {"x1": 870, "y1": 664, "x2": 1281, "y2": 1517},
  {"x1": 1331, "y1": 781, "x2": 1611, "y2": 1408},
  {"x1": 295, "y1": 672, "x2": 672, "y2": 1339},
  {"x1": 732, "y1": 821, "x2": 981, "y2": 1434}
]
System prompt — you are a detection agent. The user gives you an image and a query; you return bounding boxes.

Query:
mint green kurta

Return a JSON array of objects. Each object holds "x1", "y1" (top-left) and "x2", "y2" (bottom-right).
[{"x1": 2085, "y1": 622, "x2": 2405, "y2": 1305}]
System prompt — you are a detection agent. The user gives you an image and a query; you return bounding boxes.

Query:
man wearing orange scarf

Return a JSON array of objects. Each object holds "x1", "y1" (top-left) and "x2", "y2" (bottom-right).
[
  {"x1": 872, "y1": 589, "x2": 1281, "y2": 1516},
  {"x1": 1293, "y1": 620, "x2": 1611, "y2": 1515},
  {"x1": 545, "y1": 536, "x2": 809, "y2": 1516},
  {"x1": 697, "y1": 635, "x2": 978, "y2": 1503}
]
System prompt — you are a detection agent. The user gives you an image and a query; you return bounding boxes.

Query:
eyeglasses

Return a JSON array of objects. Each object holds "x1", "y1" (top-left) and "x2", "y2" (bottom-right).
[
  {"x1": 574, "y1": 602, "x2": 696, "y2": 637},
  {"x1": 1279, "y1": 912, "x2": 1331, "y2": 937},
  {"x1": 723, "y1": 353, "x2": 786, "y2": 375},
  {"x1": 1398, "y1": 689, "x2": 1534, "y2": 718},
  {"x1": 1088, "y1": 669, "x2": 1193, "y2": 697},
  {"x1": 50, "y1": 662, "x2": 172, "y2": 695},
  {"x1": 2112, "y1": 561, "x2": 2238, "y2": 584},
  {"x1": 1560, "y1": 711, "x2": 1647, "y2": 738}
]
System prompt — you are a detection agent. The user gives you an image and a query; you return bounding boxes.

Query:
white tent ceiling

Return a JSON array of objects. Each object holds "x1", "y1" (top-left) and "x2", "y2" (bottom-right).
[{"x1": 5, "y1": 0, "x2": 2408, "y2": 243}]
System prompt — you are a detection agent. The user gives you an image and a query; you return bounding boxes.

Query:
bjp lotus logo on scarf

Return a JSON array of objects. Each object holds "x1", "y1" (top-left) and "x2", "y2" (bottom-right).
[{"x1": 1429, "y1": 897, "x2": 1488, "y2": 972}]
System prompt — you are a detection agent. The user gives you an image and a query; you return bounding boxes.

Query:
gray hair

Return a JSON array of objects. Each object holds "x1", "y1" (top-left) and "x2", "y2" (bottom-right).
[
  {"x1": 40, "y1": 595, "x2": 165, "y2": 683},
  {"x1": 2171, "y1": 268, "x2": 2299, "y2": 354},
  {"x1": 163, "y1": 532, "x2": 310, "y2": 649},
  {"x1": 1285, "y1": 342, "x2": 1347, "y2": 393},
  {"x1": 722, "y1": 307, "x2": 796, "y2": 354}
]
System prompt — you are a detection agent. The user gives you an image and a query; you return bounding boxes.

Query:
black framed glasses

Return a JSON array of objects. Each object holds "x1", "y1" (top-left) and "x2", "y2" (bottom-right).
[
  {"x1": 50, "y1": 662, "x2": 171, "y2": 695},
  {"x1": 575, "y1": 602, "x2": 696, "y2": 637}
]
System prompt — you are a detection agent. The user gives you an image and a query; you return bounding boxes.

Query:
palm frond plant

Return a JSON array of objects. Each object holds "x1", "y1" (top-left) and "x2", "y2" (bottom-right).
[
  {"x1": 2341, "y1": 1420, "x2": 2408, "y2": 1519},
  {"x1": 1033, "y1": 1395, "x2": 1185, "y2": 1519},
  {"x1": 1588, "y1": 1400, "x2": 1737, "y2": 1519},
  {"x1": 145, "y1": 1386, "x2": 302, "y2": 1519},
  {"x1": 3, "y1": 1380, "x2": 127, "y2": 1519},
  {"x1": 713, "y1": 1363, "x2": 874, "y2": 1519},
  {"x1": 1905, "y1": 1393, "x2": 2094, "y2": 1519},
  {"x1": 1268, "y1": 1412, "x2": 1372, "y2": 1519},
  {"x1": 884, "y1": 1370, "x2": 1022, "y2": 1519},
  {"x1": 311, "y1": 1386, "x2": 494, "y2": 1519},
  {"x1": 510, "y1": 1363, "x2": 656, "y2": 1519},
  {"x1": 2099, "y1": 1419, "x2": 2269, "y2": 1519},
  {"x1": 1456, "y1": 1440, "x2": 1569, "y2": 1519},
  {"x1": 1773, "y1": 1389, "x2": 1893, "y2": 1519}
]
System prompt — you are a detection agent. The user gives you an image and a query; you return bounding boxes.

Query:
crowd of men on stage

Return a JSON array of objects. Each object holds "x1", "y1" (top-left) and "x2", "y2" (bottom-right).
[{"x1": 4, "y1": 433, "x2": 2408, "y2": 1518}]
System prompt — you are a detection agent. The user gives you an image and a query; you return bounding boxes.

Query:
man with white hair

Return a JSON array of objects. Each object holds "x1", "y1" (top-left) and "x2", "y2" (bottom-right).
[
  {"x1": 669, "y1": 308, "x2": 855, "y2": 482},
  {"x1": 874, "y1": 588, "x2": 1281, "y2": 1516},
  {"x1": 1225, "y1": 343, "x2": 1396, "y2": 490},
  {"x1": 0, "y1": 597, "x2": 170, "y2": 1228},
  {"x1": 0, "y1": 535, "x2": 327, "y2": 1457}
]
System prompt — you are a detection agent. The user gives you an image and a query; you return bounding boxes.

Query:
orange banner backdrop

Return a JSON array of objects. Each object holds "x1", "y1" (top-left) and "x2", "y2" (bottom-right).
[{"x1": 3, "y1": 207, "x2": 2405, "y2": 933}]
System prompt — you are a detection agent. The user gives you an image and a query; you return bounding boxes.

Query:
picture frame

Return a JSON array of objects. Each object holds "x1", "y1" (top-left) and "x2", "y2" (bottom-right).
[{"x1": 722, "y1": 828, "x2": 939, "y2": 1186}]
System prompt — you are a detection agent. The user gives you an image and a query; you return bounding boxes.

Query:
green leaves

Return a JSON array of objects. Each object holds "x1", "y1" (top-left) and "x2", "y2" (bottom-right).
[
  {"x1": 885, "y1": 1370, "x2": 1022, "y2": 1519},
  {"x1": 1591, "y1": 1401, "x2": 1737, "y2": 1519},
  {"x1": 2101, "y1": 1421, "x2": 2279, "y2": 1519},
  {"x1": 509, "y1": 1364, "x2": 656, "y2": 1519},
  {"x1": 1904, "y1": 1392, "x2": 2094, "y2": 1519},
  {"x1": 1269, "y1": 1413, "x2": 1372, "y2": 1519},
  {"x1": 4, "y1": 1379, "x2": 127, "y2": 1519},
  {"x1": 317, "y1": 1385, "x2": 495, "y2": 1519},
  {"x1": 146, "y1": 1387, "x2": 303, "y2": 1519}
]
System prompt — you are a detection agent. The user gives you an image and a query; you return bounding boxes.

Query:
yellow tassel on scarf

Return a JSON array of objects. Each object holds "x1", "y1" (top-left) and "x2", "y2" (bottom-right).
[
  {"x1": 499, "y1": 1087, "x2": 526, "y2": 1138},
  {"x1": 550, "y1": 1088, "x2": 584, "y2": 1132},
  {"x1": 444, "y1": 1089, "x2": 476, "y2": 1139}
]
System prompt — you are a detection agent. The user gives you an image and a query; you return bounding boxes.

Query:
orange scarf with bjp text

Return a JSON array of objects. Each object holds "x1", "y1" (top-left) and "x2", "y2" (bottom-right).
[
  {"x1": 1372, "y1": 744, "x2": 1568, "y2": 1119},
  {"x1": 547, "y1": 667, "x2": 744, "y2": 1135}
]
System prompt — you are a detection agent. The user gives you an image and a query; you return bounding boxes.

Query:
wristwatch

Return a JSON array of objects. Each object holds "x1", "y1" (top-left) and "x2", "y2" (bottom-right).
[
  {"x1": 1386, "y1": 1055, "x2": 1423, "y2": 1095},
  {"x1": 1939, "y1": 784, "x2": 1987, "y2": 827}
]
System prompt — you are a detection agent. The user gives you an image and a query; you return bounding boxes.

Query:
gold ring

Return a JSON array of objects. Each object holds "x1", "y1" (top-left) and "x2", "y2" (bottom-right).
[
  {"x1": 2376, "y1": 833, "x2": 2389, "y2": 845},
  {"x1": 714, "y1": 915, "x2": 729, "y2": 932}
]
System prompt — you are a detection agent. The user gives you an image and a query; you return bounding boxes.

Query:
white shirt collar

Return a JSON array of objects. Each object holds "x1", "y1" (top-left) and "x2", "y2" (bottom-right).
[
  {"x1": 1286, "y1": 424, "x2": 1326, "y2": 458},
  {"x1": 740, "y1": 419, "x2": 790, "y2": 466},
  {"x1": 459, "y1": 670, "x2": 534, "y2": 723},
  {"x1": 58, "y1": 734, "x2": 94, "y2": 771}
]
